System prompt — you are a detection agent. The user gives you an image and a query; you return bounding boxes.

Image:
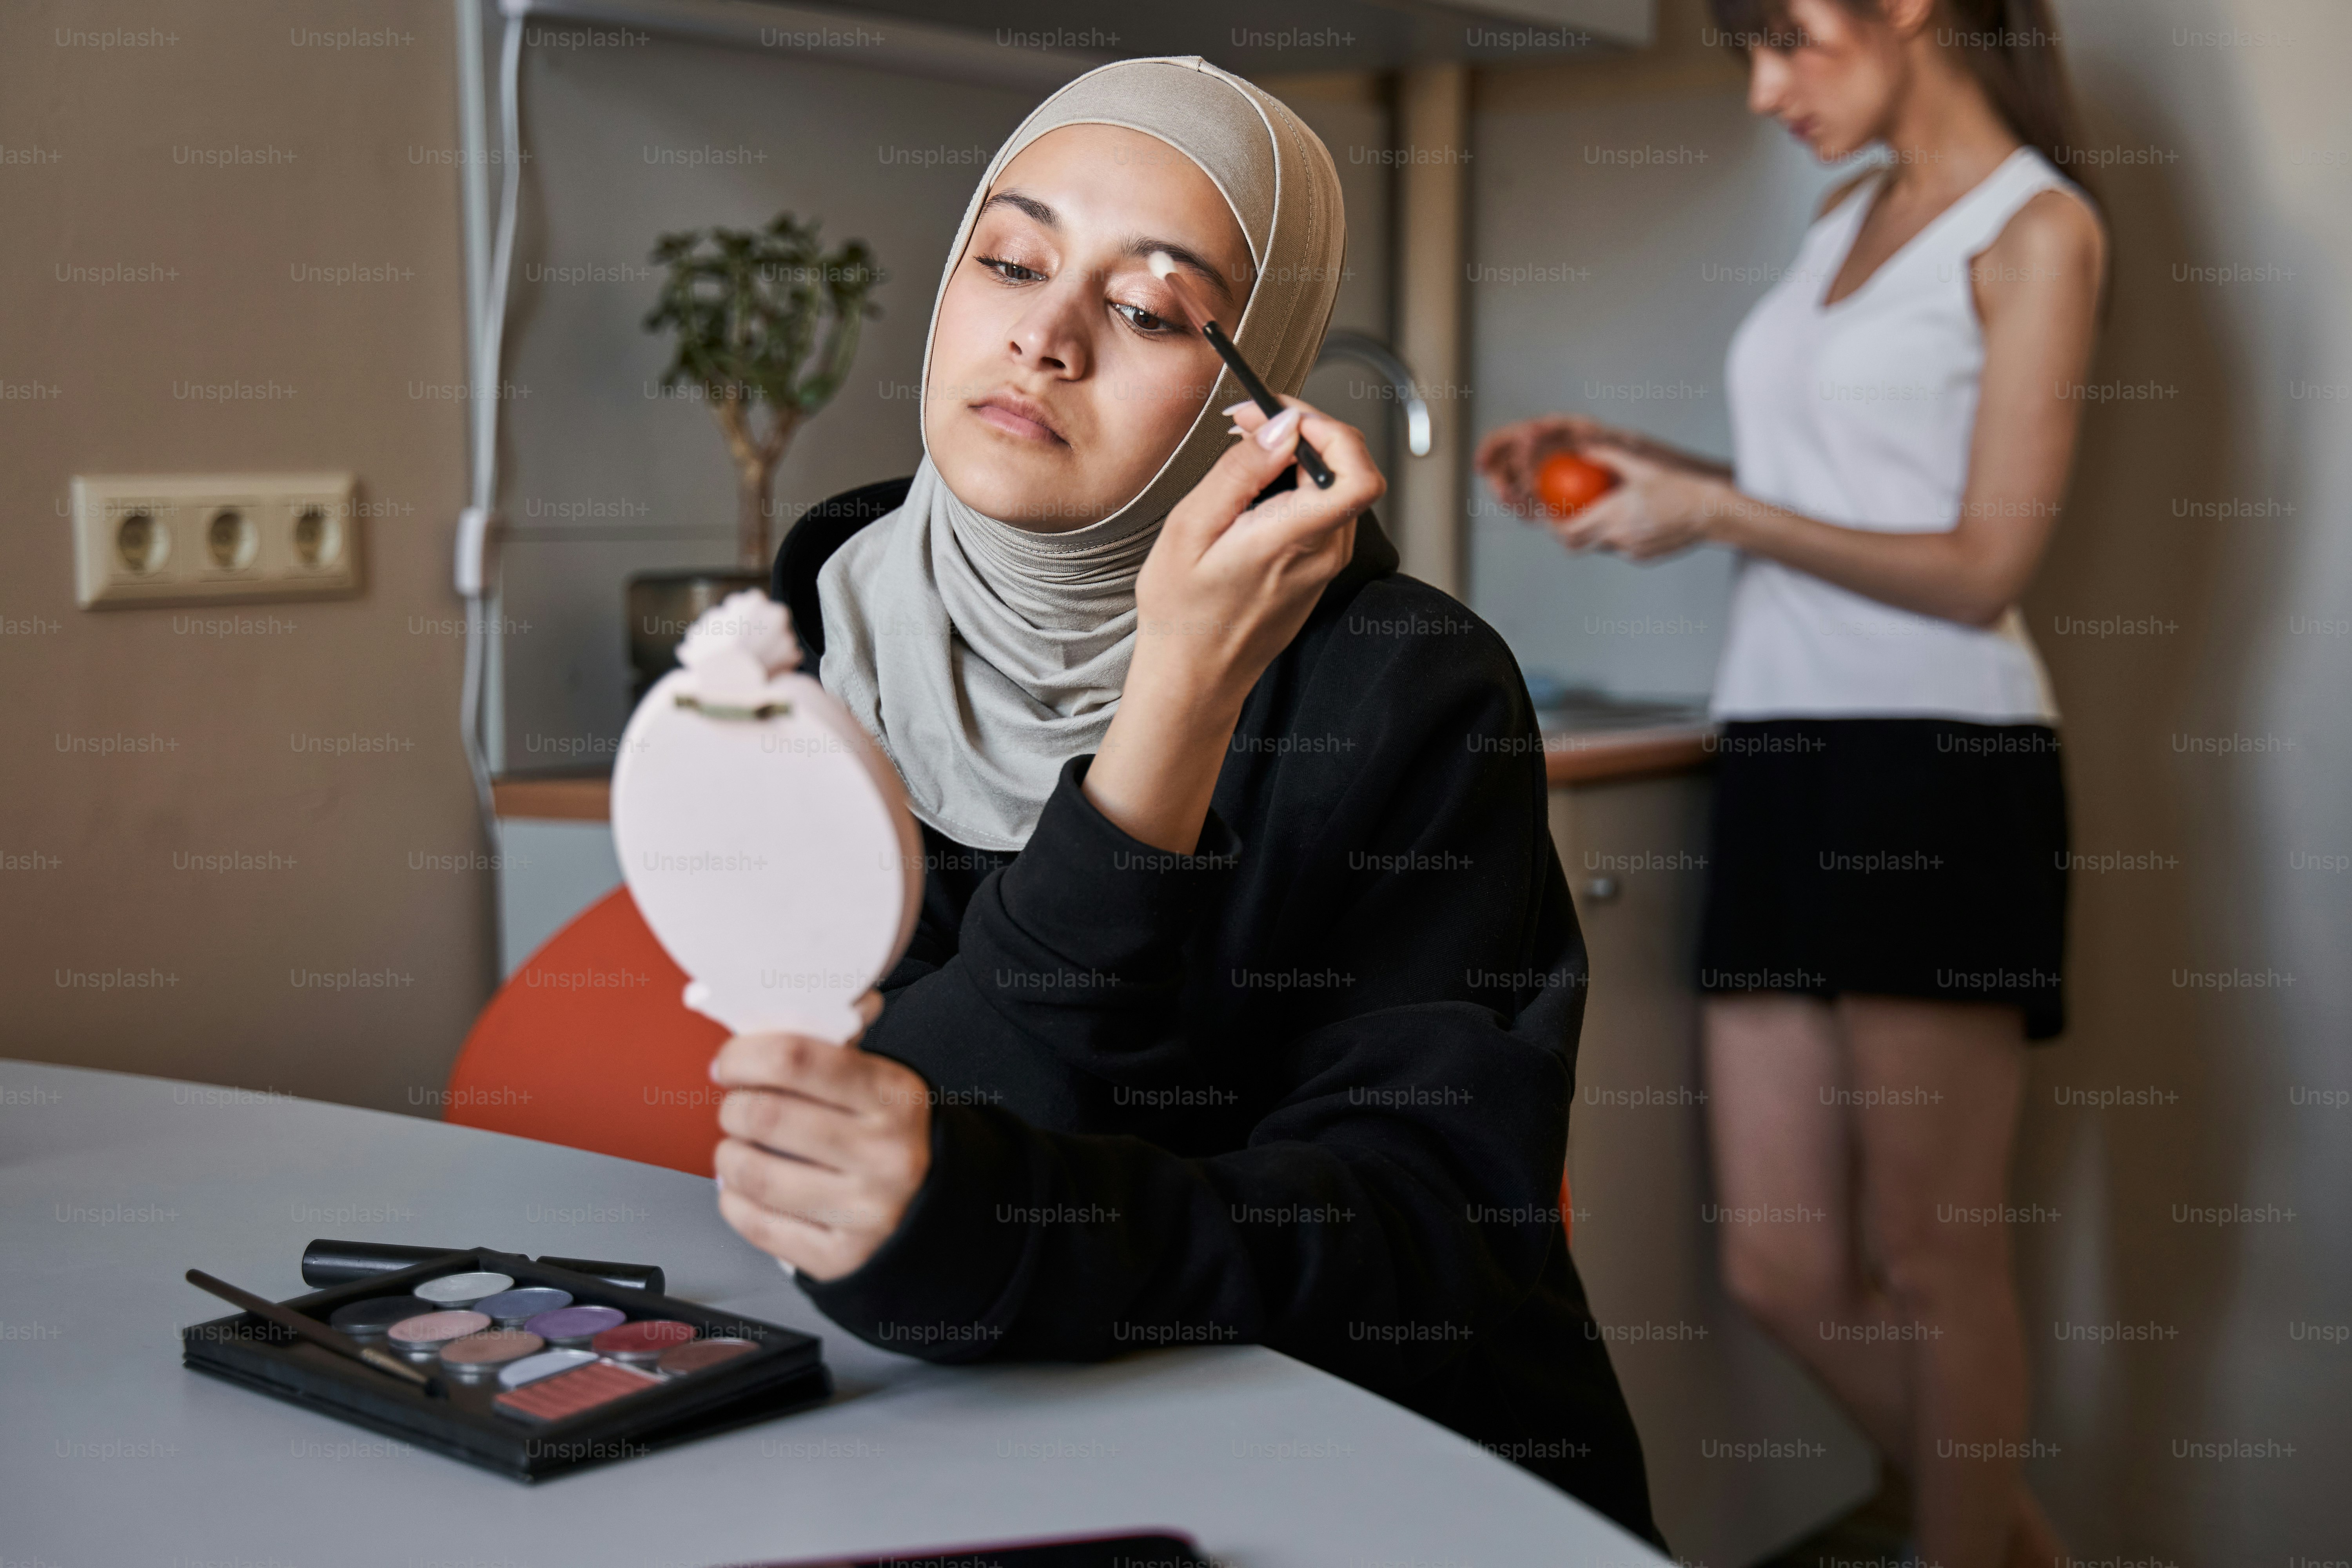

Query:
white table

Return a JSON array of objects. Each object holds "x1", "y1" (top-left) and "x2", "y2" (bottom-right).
[{"x1": 2, "y1": 1060, "x2": 1671, "y2": 1568}]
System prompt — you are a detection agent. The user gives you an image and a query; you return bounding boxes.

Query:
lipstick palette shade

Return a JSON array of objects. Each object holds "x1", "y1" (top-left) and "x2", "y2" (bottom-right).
[
  {"x1": 493, "y1": 1357, "x2": 664, "y2": 1422},
  {"x1": 475, "y1": 1286, "x2": 570, "y2": 1327},
  {"x1": 180, "y1": 1246, "x2": 829, "y2": 1480},
  {"x1": 327, "y1": 1294, "x2": 436, "y2": 1339},
  {"x1": 438, "y1": 1330, "x2": 544, "y2": 1381},
  {"x1": 593, "y1": 1318, "x2": 697, "y2": 1367},
  {"x1": 414, "y1": 1271, "x2": 514, "y2": 1310},
  {"x1": 524, "y1": 1303, "x2": 626, "y2": 1348},
  {"x1": 499, "y1": 1347, "x2": 597, "y2": 1388},
  {"x1": 388, "y1": 1309, "x2": 491, "y2": 1360},
  {"x1": 658, "y1": 1336, "x2": 757, "y2": 1376}
]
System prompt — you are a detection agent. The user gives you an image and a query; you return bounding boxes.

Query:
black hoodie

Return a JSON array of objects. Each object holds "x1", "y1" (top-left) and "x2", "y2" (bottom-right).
[{"x1": 774, "y1": 478, "x2": 1660, "y2": 1546}]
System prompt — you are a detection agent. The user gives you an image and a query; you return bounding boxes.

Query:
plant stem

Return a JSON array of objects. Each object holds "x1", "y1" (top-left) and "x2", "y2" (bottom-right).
[
  {"x1": 737, "y1": 462, "x2": 769, "y2": 572},
  {"x1": 712, "y1": 391, "x2": 772, "y2": 570}
]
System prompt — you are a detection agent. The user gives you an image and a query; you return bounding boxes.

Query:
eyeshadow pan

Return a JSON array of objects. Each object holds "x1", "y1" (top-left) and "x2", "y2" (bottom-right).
[
  {"x1": 656, "y1": 1337, "x2": 758, "y2": 1377},
  {"x1": 437, "y1": 1330, "x2": 546, "y2": 1380},
  {"x1": 492, "y1": 1358, "x2": 663, "y2": 1423},
  {"x1": 590, "y1": 1318, "x2": 696, "y2": 1367},
  {"x1": 474, "y1": 1287, "x2": 571, "y2": 1328},
  {"x1": 414, "y1": 1271, "x2": 515, "y2": 1310},
  {"x1": 327, "y1": 1295, "x2": 438, "y2": 1340},
  {"x1": 497, "y1": 1348, "x2": 599, "y2": 1390},
  {"x1": 386, "y1": 1309, "x2": 492, "y2": 1359},
  {"x1": 523, "y1": 1304, "x2": 627, "y2": 1348}
]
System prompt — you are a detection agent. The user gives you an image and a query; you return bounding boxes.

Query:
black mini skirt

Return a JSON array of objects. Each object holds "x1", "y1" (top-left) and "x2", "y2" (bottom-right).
[{"x1": 1695, "y1": 717, "x2": 2069, "y2": 1041}]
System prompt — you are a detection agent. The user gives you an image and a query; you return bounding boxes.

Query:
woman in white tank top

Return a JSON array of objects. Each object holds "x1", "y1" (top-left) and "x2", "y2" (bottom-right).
[{"x1": 1477, "y1": 4, "x2": 2106, "y2": 1567}]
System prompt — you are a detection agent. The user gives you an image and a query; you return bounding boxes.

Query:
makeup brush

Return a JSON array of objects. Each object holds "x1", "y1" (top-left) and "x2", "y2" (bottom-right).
[
  {"x1": 185, "y1": 1268, "x2": 448, "y2": 1398},
  {"x1": 1147, "y1": 250, "x2": 1336, "y2": 491}
]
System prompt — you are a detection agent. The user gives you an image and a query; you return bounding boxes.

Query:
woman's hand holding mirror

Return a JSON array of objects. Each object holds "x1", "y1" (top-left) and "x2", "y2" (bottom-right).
[{"x1": 710, "y1": 989, "x2": 936, "y2": 1281}]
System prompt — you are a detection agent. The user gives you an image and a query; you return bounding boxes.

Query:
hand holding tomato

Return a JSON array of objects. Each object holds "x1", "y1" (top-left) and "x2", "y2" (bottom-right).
[
  {"x1": 1475, "y1": 413, "x2": 1734, "y2": 521},
  {"x1": 1534, "y1": 452, "x2": 1621, "y2": 518},
  {"x1": 1545, "y1": 445, "x2": 1732, "y2": 561}
]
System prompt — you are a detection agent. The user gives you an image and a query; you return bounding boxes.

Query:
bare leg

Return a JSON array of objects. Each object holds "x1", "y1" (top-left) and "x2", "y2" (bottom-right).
[
  {"x1": 1702, "y1": 995, "x2": 1913, "y2": 1454},
  {"x1": 1841, "y1": 996, "x2": 2041, "y2": 1568},
  {"x1": 1707, "y1": 996, "x2": 2066, "y2": 1568}
]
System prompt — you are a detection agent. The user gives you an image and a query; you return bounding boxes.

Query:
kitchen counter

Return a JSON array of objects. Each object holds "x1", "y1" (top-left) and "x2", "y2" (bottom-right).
[
  {"x1": 491, "y1": 771, "x2": 615, "y2": 822},
  {"x1": 491, "y1": 724, "x2": 1715, "y2": 822},
  {"x1": 1542, "y1": 723, "x2": 1714, "y2": 787}
]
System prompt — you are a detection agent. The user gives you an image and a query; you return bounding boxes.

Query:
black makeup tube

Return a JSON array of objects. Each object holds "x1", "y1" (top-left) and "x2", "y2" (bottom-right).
[{"x1": 301, "y1": 1239, "x2": 666, "y2": 1295}]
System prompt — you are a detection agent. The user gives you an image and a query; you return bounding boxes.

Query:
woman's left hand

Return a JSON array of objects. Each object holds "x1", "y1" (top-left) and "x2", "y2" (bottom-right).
[
  {"x1": 1550, "y1": 444, "x2": 1729, "y2": 561},
  {"x1": 710, "y1": 991, "x2": 933, "y2": 1281}
]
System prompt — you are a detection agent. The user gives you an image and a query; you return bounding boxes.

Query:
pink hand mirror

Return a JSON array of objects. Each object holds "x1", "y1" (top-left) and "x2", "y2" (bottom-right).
[{"x1": 610, "y1": 592, "x2": 922, "y2": 1044}]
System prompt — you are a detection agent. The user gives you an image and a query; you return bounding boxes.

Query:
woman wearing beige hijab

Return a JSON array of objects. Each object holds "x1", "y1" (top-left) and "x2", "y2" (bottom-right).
[{"x1": 707, "y1": 56, "x2": 1659, "y2": 1542}]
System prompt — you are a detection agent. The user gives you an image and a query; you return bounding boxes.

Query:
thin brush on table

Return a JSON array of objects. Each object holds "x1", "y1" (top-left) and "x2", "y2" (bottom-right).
[{"x1": 186, "y1": 1267, "x2": 447, "y2": 1398}]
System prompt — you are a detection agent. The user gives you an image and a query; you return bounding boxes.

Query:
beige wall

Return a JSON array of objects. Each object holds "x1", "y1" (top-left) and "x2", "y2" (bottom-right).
[
  {"x1": 2024, "y1": 1, "x2": 2349, "y2": 1557},
  {"x1": 0, "y1": 0, "x2": 488, "y2": 1112},
  {"x1": 1469, "y1": 0, "x2": 2352, "y2": 1560}
]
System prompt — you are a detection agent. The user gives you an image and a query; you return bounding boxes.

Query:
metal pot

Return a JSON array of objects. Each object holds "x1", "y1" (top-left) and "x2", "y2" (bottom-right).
[{"x1": 624, "y1": 568, "x2": 768, "y2": 707}]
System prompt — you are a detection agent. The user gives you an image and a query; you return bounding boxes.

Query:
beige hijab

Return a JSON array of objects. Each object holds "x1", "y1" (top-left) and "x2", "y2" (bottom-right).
[{"x1": 815, "y1": 56, "x2": 1347, "y2": 851}]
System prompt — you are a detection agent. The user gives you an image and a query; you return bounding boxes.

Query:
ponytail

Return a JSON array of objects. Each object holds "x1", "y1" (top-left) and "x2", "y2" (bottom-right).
[{"x1": 1935, "y1": 0, "x2": 2096, "y2": 201}]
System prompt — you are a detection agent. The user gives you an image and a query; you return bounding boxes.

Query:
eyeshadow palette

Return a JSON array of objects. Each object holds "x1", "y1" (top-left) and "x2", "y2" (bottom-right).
[{"x1": 180, "y1": 1247, "x2": 829, "y2": 1480}]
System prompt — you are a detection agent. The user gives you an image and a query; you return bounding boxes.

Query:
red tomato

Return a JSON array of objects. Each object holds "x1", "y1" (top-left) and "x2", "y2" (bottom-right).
[{"x1": 1534, "y1": 452, "x2": 1619, "y2": 518}]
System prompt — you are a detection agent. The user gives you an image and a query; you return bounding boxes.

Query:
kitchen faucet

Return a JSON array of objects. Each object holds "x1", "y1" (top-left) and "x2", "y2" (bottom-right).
[{"x1": 1313, "y1": 330, "x2": 1432, "y2": 458}]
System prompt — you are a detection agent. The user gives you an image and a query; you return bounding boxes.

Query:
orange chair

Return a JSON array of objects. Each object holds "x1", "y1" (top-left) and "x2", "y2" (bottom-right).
[
  {"x1": 445, "y1": 887, "x2": 726, "y2": 1176},
  {"x1": 452, "y1": 887, "x2": 1597, "y2": 1246}
]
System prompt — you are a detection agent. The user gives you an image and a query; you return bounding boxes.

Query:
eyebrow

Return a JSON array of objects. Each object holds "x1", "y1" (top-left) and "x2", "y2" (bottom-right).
[{"x1": 978, "y1": 189, "x2": 1240, "y2": 310}]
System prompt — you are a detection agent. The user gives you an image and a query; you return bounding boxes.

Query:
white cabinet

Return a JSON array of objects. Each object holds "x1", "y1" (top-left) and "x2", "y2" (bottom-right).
[
  {"x1": 1551, "y1": 771, "x2": 1877, "y2": 1564},
  {"x1": 492, "y1": 804, "x2": 621, "y2": 978}
]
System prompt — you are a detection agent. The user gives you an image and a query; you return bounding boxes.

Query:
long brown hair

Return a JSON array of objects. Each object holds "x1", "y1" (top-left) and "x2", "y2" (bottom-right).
[{"x1": 1708, "y1": 0, "x2": 2095, "y2": 201}]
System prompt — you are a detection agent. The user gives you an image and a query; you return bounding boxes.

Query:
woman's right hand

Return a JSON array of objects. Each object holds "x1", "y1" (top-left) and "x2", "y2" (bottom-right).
[
  {"x1": 1082, "y1": 394, "x2": 1384, "y2": 855},
  {"x1": 1134, "y1": 394, "x2": 1386, "y2": 717}
]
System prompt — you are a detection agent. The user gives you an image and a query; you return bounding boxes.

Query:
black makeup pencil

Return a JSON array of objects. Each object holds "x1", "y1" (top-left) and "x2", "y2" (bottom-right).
[
  {"x1": 1148, "y1": 250, "x2": 1336, "y2": 490},
  {"x1": 186, "y1": 1268, "x2": 448, "y2": 1398}
]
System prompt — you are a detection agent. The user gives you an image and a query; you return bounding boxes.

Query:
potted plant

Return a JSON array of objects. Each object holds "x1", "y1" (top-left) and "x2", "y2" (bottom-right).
[{"x1": 628, "y1": 212, "x2": 881, "y2": 701}]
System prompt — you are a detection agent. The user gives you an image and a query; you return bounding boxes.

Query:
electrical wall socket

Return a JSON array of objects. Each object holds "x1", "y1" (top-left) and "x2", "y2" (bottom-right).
[{"x1": 72, "y1": 472, "x2": 363, "y2": 609}]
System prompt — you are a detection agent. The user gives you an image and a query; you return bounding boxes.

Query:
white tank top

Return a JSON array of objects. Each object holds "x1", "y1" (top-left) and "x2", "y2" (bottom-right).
[{"x1": 1710, "y1": 147, "x2": 2081, "y2": 724}]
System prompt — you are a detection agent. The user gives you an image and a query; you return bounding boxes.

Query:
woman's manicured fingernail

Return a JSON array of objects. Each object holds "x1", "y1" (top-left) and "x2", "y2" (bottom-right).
[
  {"x1": 1222, "y1": 399, "x2": 1254, "y2": 418},
  {"x1": 1226, "y1": 424, "x2": 1245, "y2": 437},
  {"x1": 1255, "y1": 407, "x2": 1302, "y2": 451}
]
